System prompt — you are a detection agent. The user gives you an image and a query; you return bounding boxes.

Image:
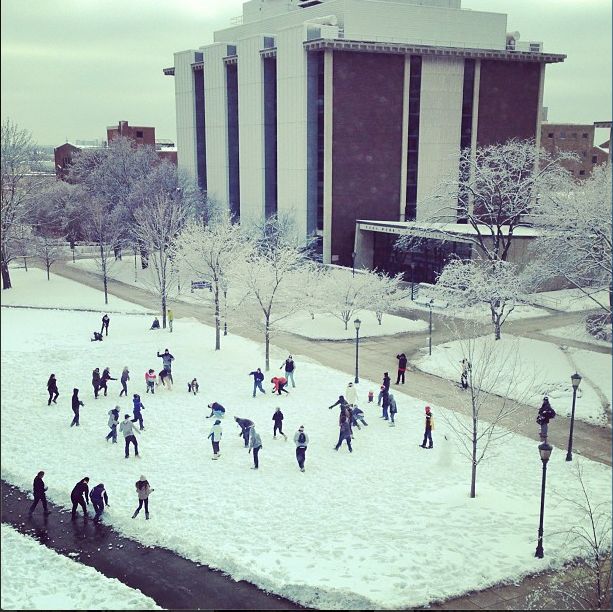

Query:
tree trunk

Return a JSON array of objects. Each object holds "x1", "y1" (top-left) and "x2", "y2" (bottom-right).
[
  {"x1": 470, "y1": 382, "x2": 478, "y2": 498},
  {"x1": 494, "y1": 317, "x2": 501, "y2": 340},
  {"x1": 161, "y1": 293, "x2": 167, "y2": 329},
  {"x1": 1, "y1": 251, "x2": 12, "y2": 289},
  {"x1": 344, "y1": 319, "x2": 348, "y2": 331},
  {"x1": 265, "y1": 318, "x2": 270, "y2": 371},
  {"x1": 100, "y1": 244, "x2": 108, "y2": 305},
  {"x1": 214, "y1": 286, "x2": 221, "y2": 351},
  {"x1": 46, "y1": 263, "x2": 50, "y2": 281}
]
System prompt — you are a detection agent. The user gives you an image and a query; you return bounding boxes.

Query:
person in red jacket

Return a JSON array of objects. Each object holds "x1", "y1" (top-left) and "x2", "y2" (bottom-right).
[
  {"x1": 145, "y1": 369, "x2": 157, "y2": 394},
  {"x1": 271, "y1": 376, "x2": 289, "y2": 395}
]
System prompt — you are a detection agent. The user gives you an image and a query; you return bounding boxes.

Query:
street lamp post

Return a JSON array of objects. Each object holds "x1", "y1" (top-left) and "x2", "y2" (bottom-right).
[
  {"x1": 535, "y1": 441, "x2": 553, "y2": 559},
  {"x1": 354, "y1": 318, "x2": 361, "y2": 384},
  {"x1": 566, "y1": 372, "x2": 582, "y2": 461},
  {"x1": 410, "y1": 262, "x2": 416, "y2": 301},
  {"x1": 221, "y1": 278, "x2": 228, "y2": 336},
  {"x1": 427, "y1": 299, "x2": 433, "y2": 356}
]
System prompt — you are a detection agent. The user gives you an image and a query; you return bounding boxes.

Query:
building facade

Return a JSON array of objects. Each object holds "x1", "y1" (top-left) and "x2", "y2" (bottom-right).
[{"x1": 165, "y1": 0, "x2": 564, "y2": 266}]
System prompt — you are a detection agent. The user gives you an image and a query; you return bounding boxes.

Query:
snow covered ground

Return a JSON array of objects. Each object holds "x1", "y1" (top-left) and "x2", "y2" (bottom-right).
[
  {"x1": 527, "y1": 288, "x2": 610, "y2": 312},
  {"x1": 1, "y1": 275, "x2": 611, "y2": 609},
  {"x1": 277, "y1": 311, "x2": 429, "y2": 340},
  {"x1": 413, "y1": 335, "x2": 612, "y2": 426},
  {"x1": 542, "y1": 323, "x2": 612, "y2": 348},
  {"x1": 3, "y1": 267, "x2": 147, "y2": 313},
  {"x1": 1, "y1": 524, "x2": 160, "y2": 610}
]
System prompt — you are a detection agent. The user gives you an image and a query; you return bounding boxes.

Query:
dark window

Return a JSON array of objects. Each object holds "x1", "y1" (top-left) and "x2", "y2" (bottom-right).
[
  {"x1": 405, "y1": 56, "x2": 422, "y2": 222},
  {"x1": 226, "y1": 63, "x2": 240, "y2": 220},
  {"x1": 579, "y1": 170, "x2": 586, "y2": 176},
  {"x1": 560, "y1": 131, "x2": 566, "y2": 139},
  {"x1": 592, "y1": 155, "x2": 598, "y2": 164},
  {"x1": 582, "y1": 133, "x2": 589, "y2": 138},
  {"x1": 263, "y1": 57, "x2": 278, "y2": 218},
  {"x1": 547, "y1": 132, "x2": 554, "y2": 138},
  {"x1": 136, "y1": 130, "x2": 144, "y2": 138},
  {"x1": 194, "y1": 61, "x2": 207, "y2": 191}
]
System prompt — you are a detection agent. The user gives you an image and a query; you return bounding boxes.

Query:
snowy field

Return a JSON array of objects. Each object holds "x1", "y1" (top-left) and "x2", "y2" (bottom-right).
[
  {"x1": 1, "y1": 524, "x2": 159, "y2": 610},
  {"x1": 3, "y1": 267, "x2": 147, "y2": 313},
  {"x1": 277, "y1": 311, "x2": 429, "y2": 340},
  {"x1": 542, "y1": 323, "x2": 612, "y2": 348},
  {"x1": 413, "y1": 335, "x2": 612, "y2": 426},
  {"x1": 527, "y1": 288, "x2": 610, "y2": 312},
  {"x1": 1, "y1": 274, "x2": 611, "y2": 609}
]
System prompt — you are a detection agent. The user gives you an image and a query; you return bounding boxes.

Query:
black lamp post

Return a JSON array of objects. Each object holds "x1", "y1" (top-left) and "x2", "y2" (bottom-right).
[
  {"x1": 221, "y1": 278, "x2": 228, "y2": 336},
  {"x1": 427, "y1": 299, "x2": 433, "y2": 356},
  {"x1": 566, "y1": 372, "x2": 582, "y2": 461},
  {"x1": 410, "y1": 262, "x2": 416, "y2": 301},
  {"x1": 354, "y1": 318, "x2": 361, "y2": 383},
  {"x1": 535, "y1": 441, "x2": 553, "y2": 559}
]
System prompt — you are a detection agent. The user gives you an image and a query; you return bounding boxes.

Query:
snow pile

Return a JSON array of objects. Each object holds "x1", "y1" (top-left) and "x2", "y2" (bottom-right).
[
  {"x1": 413, "y1": 335, "x2": 612, "y2": 425},
  {"x1": 2, "y1": 268, "x2": 147, "y2": 313},
  {"x1": 1, "y1": 524, "x2": 160, "y2": 610},
  {"x1": 1, "y1": 275, "x2": 611, "y2": 609},
  {"x1": 276, "y1": 311, "x2": 428, "y2": 340}
]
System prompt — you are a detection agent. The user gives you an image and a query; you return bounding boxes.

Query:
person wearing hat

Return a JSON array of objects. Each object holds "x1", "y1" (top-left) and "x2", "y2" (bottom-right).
[
  {"x1": 281, "y1": 355, "x2": 296, "y2": 388},
  {"x1": 420, "y1": 406, "x2": 434, "y2": 449},
  {"x1": 90, "y1": 483, "x2": 109, "y2": 522},
  {"x1": 248, "y1": 425, "x2": 263, "y2": 469},
  {"x1": 536, "y1": 396, "x2": 556, "y2": 442},
  {"x1": 208, "y1": 418, "x2": 223, "y2": 459},
  {"x1": 132, "y1": 476, "x2": 154, "y2": 520},
  {"x1": 294, "y1": 426, "x2": 309, "y2": 472}
]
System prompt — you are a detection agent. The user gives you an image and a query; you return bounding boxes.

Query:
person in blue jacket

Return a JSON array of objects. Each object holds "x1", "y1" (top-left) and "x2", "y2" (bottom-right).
[
  {"x1": 90, "y1": 483, "x2": 109, "y2": 522},
  {"x1": 249, "y1": 368, "x2": 266, "y2": 398},
  {"x1": 131, "y1": 394, "x2": 145, "y2": 430}
]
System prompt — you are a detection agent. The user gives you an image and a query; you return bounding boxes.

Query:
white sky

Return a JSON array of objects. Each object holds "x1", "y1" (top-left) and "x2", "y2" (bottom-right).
[{"x1": 1, "y1": 0, "x2": 611, "y2": 145}]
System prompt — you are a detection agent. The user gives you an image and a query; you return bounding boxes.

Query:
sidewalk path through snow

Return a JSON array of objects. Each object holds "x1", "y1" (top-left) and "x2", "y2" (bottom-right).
[{"x1": 1, "y1": 480, "x2": 303, "y2": 610}]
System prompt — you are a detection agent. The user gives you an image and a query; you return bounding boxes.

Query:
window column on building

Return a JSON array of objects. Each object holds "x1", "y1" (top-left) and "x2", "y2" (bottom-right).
[{"x1": 322, "y1": 48, "x2": 334, "y2": 264}]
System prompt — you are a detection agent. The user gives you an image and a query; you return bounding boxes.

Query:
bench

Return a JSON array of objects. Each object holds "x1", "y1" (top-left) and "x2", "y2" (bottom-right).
[{"x1": 191, "y1": 280, "x2": 212, "y2": 293}]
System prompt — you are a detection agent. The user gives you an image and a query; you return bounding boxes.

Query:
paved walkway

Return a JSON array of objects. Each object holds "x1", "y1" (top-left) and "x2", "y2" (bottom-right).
[
  {"x1": 1, "y1": 479, "x2": 302, "y2": 610},
  {"x1": 20, "y1": 261, "x2": 612, "y2": 609}
]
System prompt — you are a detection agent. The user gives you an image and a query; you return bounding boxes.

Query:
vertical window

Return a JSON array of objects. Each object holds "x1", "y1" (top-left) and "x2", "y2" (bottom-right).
[
  {"x1": 226, "y1": 63, "x2": 240, "y2": 220},
  {"x1": 263, "y1": 57, "x2": 278, "y2": 218},
  {"x1": 194, "y1": 55, "x2": 207, "y2": 191},
  {"x1": 405, "y1": 56, "x2": 422, "y2": 222},
  {"x1": 458, "y1": 58, "x2": 475, "y2": 222}
]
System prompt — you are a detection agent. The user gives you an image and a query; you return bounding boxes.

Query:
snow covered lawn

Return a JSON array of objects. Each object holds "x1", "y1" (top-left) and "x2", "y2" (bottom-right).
[
  {"x1": 542, "y1": 323, "x2": 612, "y2": 348},
  {"x1": 1, "y1": 524, "x2": 160, "y2": 610},
  {"x1": 3, "y1": 267, "x2": 147, "y2": 313},
  {"x1": 276, "y1": 311, "x2": 428, "y2": 340},
  {"x1": 527, "y1": 288, "x2": 610, "y2": 312},
  {"x1": 413, "y1": 335, "x2": 612, "y2": 426},
  {"x1": 1, "y1": 276, "x2": 611, "y2": 609}
]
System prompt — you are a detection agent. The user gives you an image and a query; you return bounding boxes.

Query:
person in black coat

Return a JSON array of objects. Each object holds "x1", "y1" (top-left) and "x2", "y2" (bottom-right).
[
  {"x1": 71, "y1": 388, "x2": 84, "y2": 427},
  {"x1": 90, "y1": 483, "x2": 109, "y2": 522},
  {"x1": 280, "y1": 356, "x2": 296, "y2": 388},
  {"x1": 537, "y1": 396, "x2": 556, "y2": 441},
  {"x1": 92, "y1": 368, "x2": 101, "y2": 399},
  {"x1": 249, "y1": 368, "x2": 266, "y2": 397},
  {"x1": 47, "y1": 374, "x2": 59, "y2": 405},
  {"x1": 234, "y1": 417, "x2": 254, "y2": 447},
  {"x1": 29, "y1": 471, "x2": 51, "y2": 516},
  {"x1": 100, "y1": 367, "x2": 116, "y2": 397},
  {"x1": 396, "y1": 354, "x2": 408, "y2": 385},
  {"x1": 272, "y1": 407, "x2": 287, "y2": 440},
  {"x1": 71, "y1": 477, "x2": 90, "y2": 519},
  {"x1": 101, "y1": 314, "x2": 110, "y2": 336}
]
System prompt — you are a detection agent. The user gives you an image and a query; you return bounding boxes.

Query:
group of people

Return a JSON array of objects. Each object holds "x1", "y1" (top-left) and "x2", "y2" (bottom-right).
[{"x1": 28, "y1": 472, "x2": 154, "y2": 522}]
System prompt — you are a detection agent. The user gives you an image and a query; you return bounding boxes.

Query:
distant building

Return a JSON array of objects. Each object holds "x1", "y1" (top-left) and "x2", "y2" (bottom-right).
[
  {"x1": 540, "y1": 122, "x2": 610, "y2": 178},
  {"x1": 54, "y1": 142, "x2": 85, "y2": 181},
  {"x1": 107, "y1": 120, "x2": 156, "y2": 147}
]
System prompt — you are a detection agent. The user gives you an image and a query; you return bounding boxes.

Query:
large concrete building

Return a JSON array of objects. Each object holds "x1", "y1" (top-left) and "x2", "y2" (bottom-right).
[{"x1": 165, "y1": 0, "x2": 564, "y2": 267}]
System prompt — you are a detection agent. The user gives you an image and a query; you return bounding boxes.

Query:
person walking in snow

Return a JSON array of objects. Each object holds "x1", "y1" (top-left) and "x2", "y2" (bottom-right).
[
  {"x1": 345, "y1": 381, "x2": 358, "y2": 407},
  {"x1": 47, "y1": 374, "x2": 59, "y2": 406},
  {"x1": 70, "y1": 477, "x2": 90, "y2": 519},
  {"x1": 328, "y1": 395, "x2": 349, "y2": 412},
  {"x1": 132, "y1": 476, "x2": 153, "y2": 520},
  {"x1": 168, "y1": 308, "x2": 174, "y2": 333},
  {"x1": 396, "y1": 353, "x2": 408, "y2": 385},
  {"x1": 71, "y1": 388, "x2": 84, "y2": 427},
  {"x1": 29, "y1": 471, "x2": 51, "y2": 516},
  {"x1": 119, "y1": 367, "x2": 130, "y2": 397},
  {"x1": 100, "y1": 367, "x2": 117, "y2": 397},
  {"x1": 249, "y1": 368, "x2": 266, "y2": 398},
  {"x1": 208, "y1": 419, "x2": 223, "y2": 459},
  {"x1": 145, "y1": 369, "x2": 157, "y2": 394},
  {"x1": 131, "y1": 394, "x2": 145, "y2": 430},
  {"x1": 101, "y1": 314, "x2": 110, "y2": 336},
  {"x1": 207, "y1": 402, "x2": 226, "y2": 419},
  {"x1": 106, "y1": 406, "x2": 119, "y2": 443},
  {"x1": 92, "y1": 368, "x2": 101, "y2": 399},
  {"x1": 388, "y1": 393, "x2": 398, "y2": 426},
  {"x1": 420, "y1": 406, "x2": 434, "y2": 449},
  {"x1": 188, "y1": 378, "x2": 199, "y2": 395},
  {"x1": 352, "y1": 405, "x2": 368, "y2": 428},
  {"x1": 334, "y1": 416, "x2": 353, "y2": 453},
  {"x1": 294, "y1": 426, "x2": 309, "y2": 472},
  {"x1": 90, "y1": 483, "x2": 109, "y2": 522},
  {"x1": 271, "y1": 376, "x2": 289, "y2": 395},
  {"x1": 460, "y1": 358, "x2": 471, "y2": 390},
  {"x1": 536, "y1": 396, "x2": 556, "y2": 442},
  {"x1": 280, "y1": 355, "x2": 296, "y2": 388},
  {"x1": 272, "y1": 407, "x2": 287, "y2": 440},
  {"x1": 235, "y1": 416, "x2": 254, "y2": 447},
  {"x1": 120, "y1": 414, "x2": 140, "y2": 458},
  {"x1": 248, "y1": 425, "x2": 263, "y2": 469},
  {"x1": 157, "y1": 348, "x2": 175, "y2": 384}
]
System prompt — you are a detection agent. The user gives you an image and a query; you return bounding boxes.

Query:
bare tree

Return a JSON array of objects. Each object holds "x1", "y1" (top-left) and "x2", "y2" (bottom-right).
[
  {"x1": 174, "y1": 213, "x2": 247, "y2": 349},
  {"x1": 370, "y1": 272, "x2": 411, "y2": 325},
  {"x1": 82, "y1": 198, "x2": 125, "y2": 304},
  {"x1": 294, "y1": 263, "x2": 329, "y2": 320},
  {"x1": 0, "y1": 119, "x2": 44, "y2": 289},
  {"x1": 132, "y1": 191, "x2": 188, "y2": 328},
  {"x1": 32, "y1": 234, "x2": 63, "y2": 280},
  {"x1": 438, "y1": 328, "x2": 534, "y2": 497}
]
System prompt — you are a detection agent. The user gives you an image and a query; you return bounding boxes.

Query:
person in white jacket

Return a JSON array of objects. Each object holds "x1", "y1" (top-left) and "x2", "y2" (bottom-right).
[
  {"x1": 345, "y1": 382, "x2": 358, "y2": 406},
  {"x1": 119, "y1": 414, "x2": 140, "y2": 458},
  {"x1": 208, "y1": 419, "x2": 222, "y2": 459},
  {"x1": 248, "y1": 426, "x2": 263, "y2": 470}
]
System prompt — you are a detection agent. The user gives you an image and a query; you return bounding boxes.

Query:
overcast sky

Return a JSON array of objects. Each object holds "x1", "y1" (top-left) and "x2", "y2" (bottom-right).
[{"x1": 1, "y1": 0, "x2": 611, "y2": 146}]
